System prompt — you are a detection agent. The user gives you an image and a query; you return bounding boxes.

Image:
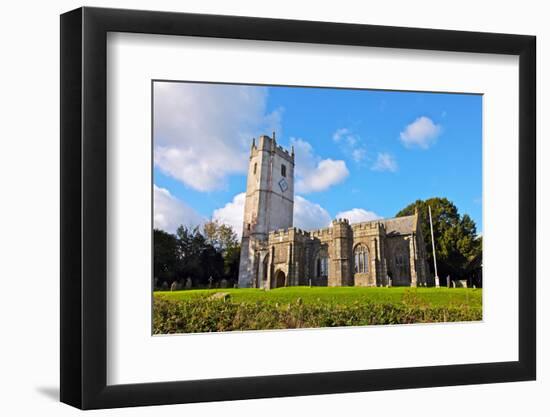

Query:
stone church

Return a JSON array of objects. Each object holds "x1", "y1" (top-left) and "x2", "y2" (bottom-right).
[{"x1": 238, "y1": 134, "x2": 431, "y2": 289}]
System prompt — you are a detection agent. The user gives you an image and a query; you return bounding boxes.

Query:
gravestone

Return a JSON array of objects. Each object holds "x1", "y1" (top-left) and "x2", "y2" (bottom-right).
[{"x1": 185, "y1": 277, "x2": 192, "y2": 289}]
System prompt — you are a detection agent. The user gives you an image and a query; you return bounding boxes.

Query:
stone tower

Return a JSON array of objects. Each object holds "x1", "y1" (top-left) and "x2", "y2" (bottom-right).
[
  {"x1": 329, "y1": 218, "x2": 354, "y2": 286},
  {"x1": 238, "y1": 133, "x2": 295, "y2": 287}
]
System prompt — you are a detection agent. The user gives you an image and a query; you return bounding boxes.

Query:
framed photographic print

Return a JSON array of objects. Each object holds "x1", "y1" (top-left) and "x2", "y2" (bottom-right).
[{"x1": 60, "y1": 6, "x2": 536, "y2": 409}]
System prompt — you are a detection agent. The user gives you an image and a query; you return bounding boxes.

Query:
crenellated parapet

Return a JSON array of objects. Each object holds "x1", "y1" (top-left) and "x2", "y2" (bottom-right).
[
  {"x1": 310, "y1": 227, "x2": 333, "y2": 238},
  {"x1": 251, "y1": 133, "x2": 295, "y2": 163},
  {"x1": 351, "y1": 220, "x2": 383, "y2": 231},
  {"x1": 331, "y1": 218, "x2": 353, "y2": 239},
  {"x1": 268, "y1": 227, "x2": 313, "y2": 245}
]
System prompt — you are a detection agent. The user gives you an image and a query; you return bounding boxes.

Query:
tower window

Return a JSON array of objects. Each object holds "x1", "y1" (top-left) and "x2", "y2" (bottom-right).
[
  {"x1": 253, "y1": 163, "x2": 257, "y2": 175},
  {"x1": 281, "y1": 164, "x2": 286, "y2": 177}
]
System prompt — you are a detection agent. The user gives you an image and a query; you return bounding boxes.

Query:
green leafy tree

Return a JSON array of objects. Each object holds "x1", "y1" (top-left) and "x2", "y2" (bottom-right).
[
  {"x1": 153, "y1": 229, "x2": 179, "y2": 287},
  {"x1": 223, "y1": 244, "x2": 241, "y2": 282},
  {"x1": 203, "y1": 220, "x2": 239, "y2": 253},
  {"x1": 203, "y1": 220, "x2": 241, "y2": 283},
  {"x1": 153, "y1": 222, "x2": 241, "y2": 289},
  {"x1": 174, "y1": 225, "x2": 227, "y2": 286},
  {"x1": 396, "y1": 198, "x2": 481, "y2": 280}
]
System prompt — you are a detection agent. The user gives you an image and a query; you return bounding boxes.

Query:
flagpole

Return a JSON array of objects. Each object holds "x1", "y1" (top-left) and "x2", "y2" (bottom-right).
[{"x1": 428, "y1": 205, "x2": 440, "y2": 288}]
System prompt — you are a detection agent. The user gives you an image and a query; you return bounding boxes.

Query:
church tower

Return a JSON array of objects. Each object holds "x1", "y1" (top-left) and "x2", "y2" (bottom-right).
[{"x1": 238, "y1": 133, "x2": 295, "y2": 287}]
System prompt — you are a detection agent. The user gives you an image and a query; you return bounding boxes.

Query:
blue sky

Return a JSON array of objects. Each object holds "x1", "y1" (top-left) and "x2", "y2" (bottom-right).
[{"x1": 153, "y1": 81, "x2": 482, "y2": 236}]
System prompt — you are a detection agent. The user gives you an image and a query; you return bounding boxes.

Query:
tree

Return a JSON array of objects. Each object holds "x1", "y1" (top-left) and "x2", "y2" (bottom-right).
[
  {"x1": 203, "y1": 220, "x2": 241, "y2": 283},
  {"x1": 223, "y1": 244, "x2": 241, "y2": 281},
  {"x1": 396, "y1": 198, "x2": 481, "y2": 280},
  {"x1": 153, "y1": 229, "x2": 179, "y2": 286},
  {"x1": 174, "y1": 225, "x2": 228, "y2": 286},
  {"x1": 153, "y1": 222, "x2": 241, "y2": 289},
  {"x1": 203, "y1": 220, "x2": 239, "y2": 253}
]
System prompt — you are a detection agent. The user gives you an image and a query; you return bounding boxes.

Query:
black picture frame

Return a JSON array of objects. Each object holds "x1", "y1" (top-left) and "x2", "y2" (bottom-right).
[{"x1": 60, "y1": 6, "x2": 536, "y2": 410}]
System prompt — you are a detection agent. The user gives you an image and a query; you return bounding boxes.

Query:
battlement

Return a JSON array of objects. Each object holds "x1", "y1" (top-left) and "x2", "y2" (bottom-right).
[
  {"x1": 332, "y1": 218, "x2": 351, "y2": 225},
  {"x1": 269, "y1": 228, "x2": 288, "y2": 238},
  {"x1": 257, "y1": 134, "x2": 272, "y2": 149},
  {"x1": 250, "y1": 133, "x2": 294, "y2": 162},
  {"x1": 277, "y1": 144, "x2": 292, "y2": 157},
  {"x1": 310, "y1": 227, "x2": 333, "y2": 238},
  {"x1": 351, "y1": 221, "x2": 383, "y2": 231},
  {"x1": 269, "y1": 227, "x2": 311, "y2": 240}
]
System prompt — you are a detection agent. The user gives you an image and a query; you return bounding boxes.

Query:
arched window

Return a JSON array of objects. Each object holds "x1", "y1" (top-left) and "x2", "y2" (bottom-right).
[
  {"x1": 354, "y1": 244, "x2": 369, "y2": 273},
  {"x1": 281, "y1": 164, "x2": 287, "y2": 177},
  {"x1": 253, "y1": 163, "x2": 257, "y2": 175},
  {"x1": 320, "y1": 257, "x2": 328, "y2": 277},
  {"x1": 315, "y1": 250, "x2": 329, "y2": 277}
]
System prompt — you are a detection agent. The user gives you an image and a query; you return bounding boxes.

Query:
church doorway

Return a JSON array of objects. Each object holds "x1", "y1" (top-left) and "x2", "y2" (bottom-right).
[{"x1": 274, "y1": 270, "x2": 286, "y2": 288}]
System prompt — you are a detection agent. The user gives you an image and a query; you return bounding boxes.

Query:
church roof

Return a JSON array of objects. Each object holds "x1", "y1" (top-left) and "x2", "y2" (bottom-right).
[
  {"x1": 349, "y1": 214, "x2": 418, "y2": 236},
  {"x1": 381, "y1": 215, "x2": 418, "y2": 236}
]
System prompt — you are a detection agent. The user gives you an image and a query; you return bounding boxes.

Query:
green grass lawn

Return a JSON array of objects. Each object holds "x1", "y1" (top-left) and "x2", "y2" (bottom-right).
[{"x1": 154, "y1": 286, "x2": 482, "y2": 309}]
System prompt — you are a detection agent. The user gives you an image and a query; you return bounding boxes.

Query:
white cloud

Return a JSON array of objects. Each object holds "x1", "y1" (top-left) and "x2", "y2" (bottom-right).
[
  {"x1": 333, "y1": 127, "x2": 366, "y2": 162},
  {"x1": 296, "y1": 159, "x2": 349, "y2": 193},
  {"x1": 399, "y1": 116, "x2": 441, "y2": 149},
  {"x1": 351, "y1": 148, "x2": 367, "y2": 162},
  {"x1": 291, "y1": 138, "x2": 317, "y2": 176},
  {"x1": 154, "y1": 185, "x2": 205, "y2": 233},
  {"x1": 333, "y1": 128, "x2": 359, "y2": 145},
  {"x1": 334, "y1": 208, "x2": 381, "y2": 224},
  {"x1": 371, "y1": 152, "x2": 398, "y2": 172},
  {"x1": 154, "y1": 82, "x2": 282, "y2": 192},
  {"x1": 332, "y1": 128, "x2": 349, "y2": 142},
  {"x1": 212, "y1": 192, "x2": 246, "y2": 237},
  {"x1": 291, "y1": 138, "x2": 349, "y2": 193},
  {"x1": 294, "y1": 196, "x2": 332, "y2": 230},
  {"x1": 211, "y1": 192, "x2": 331, "y2": 235}
]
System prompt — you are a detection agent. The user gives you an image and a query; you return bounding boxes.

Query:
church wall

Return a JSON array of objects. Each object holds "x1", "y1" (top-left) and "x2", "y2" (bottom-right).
[
  {"x1": 237, "y1": 236, "x2": 253, "y2": 287},
  {"x1": 267, "y1": 228, "x2": 311, "y2": 288},
  {"x1": 245, "y1": 222, "x2": 429, "y2": 289},
  {"x1": 414, "y1": 221, "x2": 431, "y2": 286},
  {"x1": 309, "y1": 227, "x2": 332, "y2": 286},
  {"x1": 270, "y1": 242, "x2": 289, "y2": 288},
  {"x1": 385, "y1": 235, "x2": 413, "y2": 286},
  {"x1": 351, "y1": 222, "x2": 385, "y2": 287},
  {"x1": 328, "y1": 219, "x2": 354, "y2": 286}
]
